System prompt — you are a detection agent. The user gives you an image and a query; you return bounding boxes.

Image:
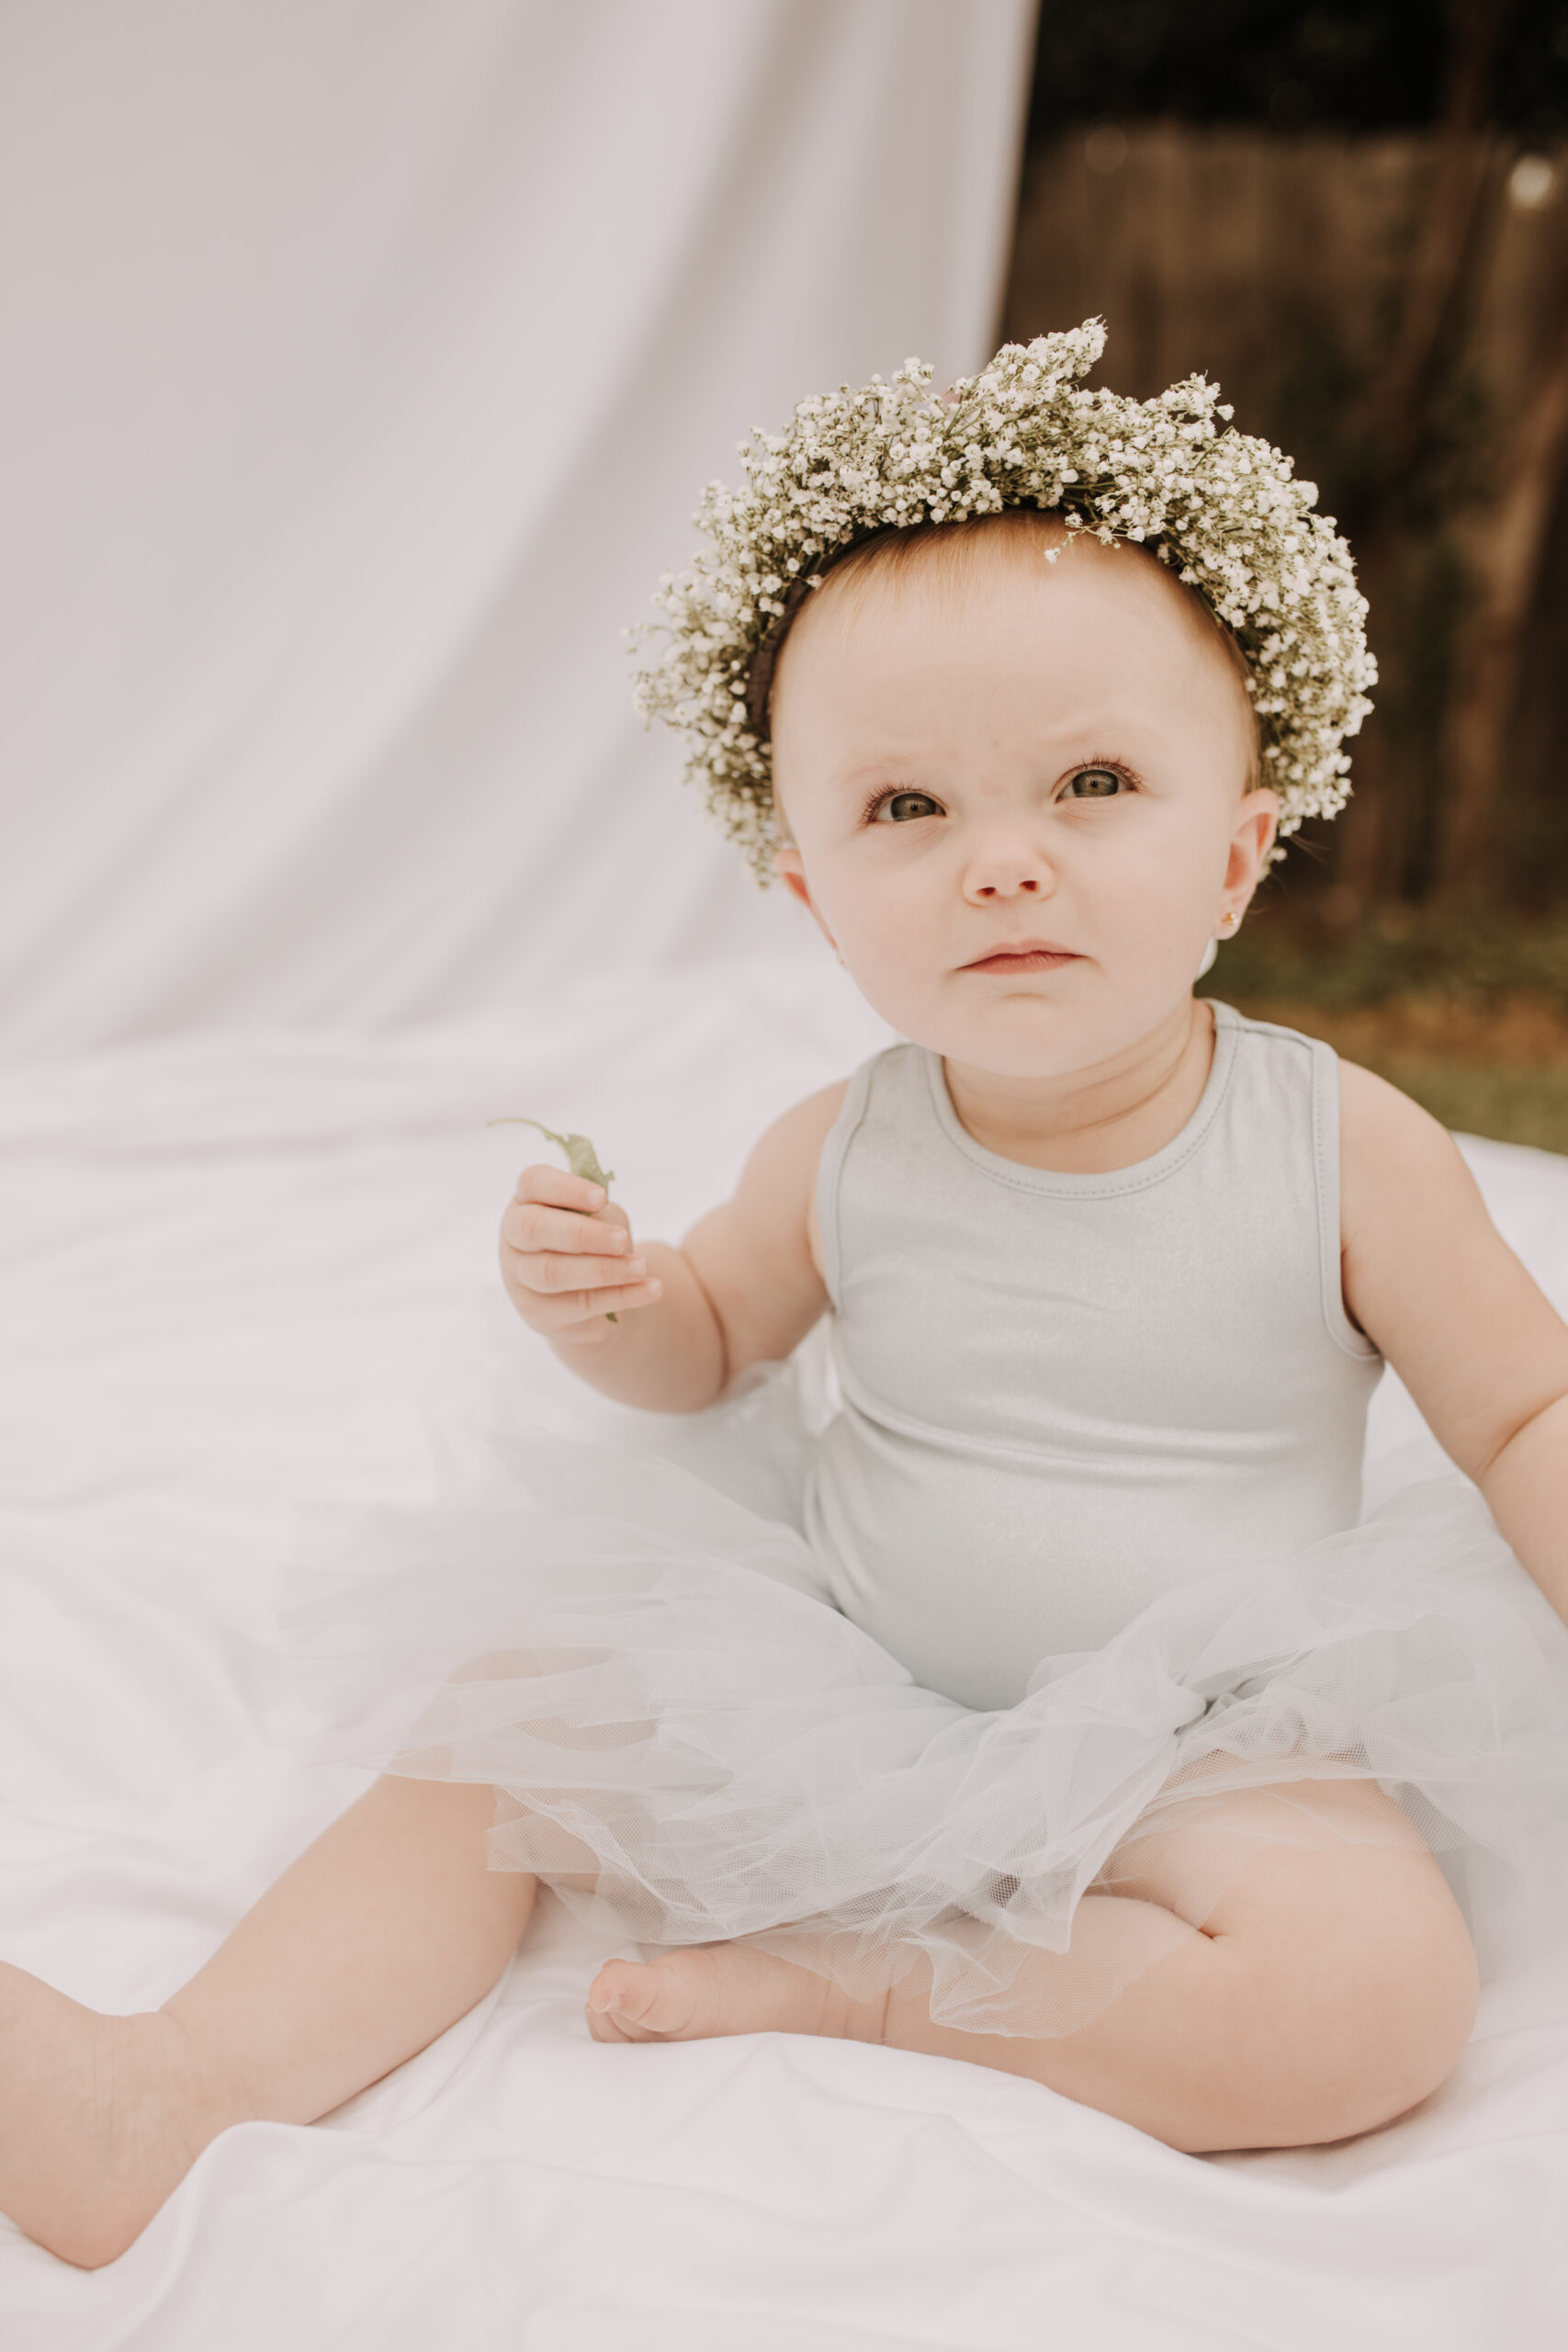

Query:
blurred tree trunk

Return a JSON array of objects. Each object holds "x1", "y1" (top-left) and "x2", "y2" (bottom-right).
[
  {"x1": 1332, "y1": 0, "x2": 1517, "y2": 917},
  {"x1": 1434, "y1": 300, "x2": 1568, "y2": 898},
  {"x1": 1370, "y1": 0, "x2": 1506, "y2": 477}
]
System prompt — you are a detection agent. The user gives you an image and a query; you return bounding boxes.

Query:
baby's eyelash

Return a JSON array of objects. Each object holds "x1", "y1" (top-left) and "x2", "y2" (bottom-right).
[
  {"x1": 858, "y1": 786, "x2": 944, "y2": 824},
  {"x1": 1062, "y1": 755, "x2": 1140, "y2": 796}
]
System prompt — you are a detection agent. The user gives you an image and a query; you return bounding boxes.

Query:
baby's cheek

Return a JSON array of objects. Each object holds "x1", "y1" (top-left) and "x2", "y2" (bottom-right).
[
  {"x1": 842, "y1": 928, "x2": 912, "y2": 1005},
  {"x1": 1114, "y1": 833, "x2": 1220, "y2": 944},
  {"x1": 838, "y1": 917, "x2": 932, "y2": 1023}
]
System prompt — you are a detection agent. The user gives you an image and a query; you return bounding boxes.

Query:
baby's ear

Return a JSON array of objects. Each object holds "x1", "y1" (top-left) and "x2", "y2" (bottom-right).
[
  {"x1": 1228, "y1": 787, "x2": 1280, "y2": 895},
  {"x1": 773, "y1": 844, "x2": 842, "y2": 957},
  {"x1": 773, "y1": 842, "x2": 812, "y2": 910}
]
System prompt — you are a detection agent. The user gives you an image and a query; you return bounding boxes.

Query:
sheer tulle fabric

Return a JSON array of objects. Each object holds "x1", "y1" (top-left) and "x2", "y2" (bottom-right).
[{"x1": 299, "y1": 1361, "x2": 1568, "y2": 2039}]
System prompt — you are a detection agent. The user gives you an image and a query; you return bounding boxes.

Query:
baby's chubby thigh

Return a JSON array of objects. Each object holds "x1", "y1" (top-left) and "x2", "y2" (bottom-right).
[{"x1": 1091, "y1": 1776, "x2": 1480, "y2": 2149}]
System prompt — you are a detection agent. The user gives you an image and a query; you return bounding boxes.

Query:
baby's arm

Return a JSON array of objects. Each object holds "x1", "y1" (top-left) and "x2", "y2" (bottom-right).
[
  {"x1": 498, "y1": 1082, "x2": 847, "y2": 1413},
  {"x1": 1339, "y1": 1065, "x2": 1568, "y2": 1623}
]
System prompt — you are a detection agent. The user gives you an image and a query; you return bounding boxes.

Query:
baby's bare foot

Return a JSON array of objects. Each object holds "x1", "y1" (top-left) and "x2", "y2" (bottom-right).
[
  {"x1": 586, "y1": 1941, "x2": 888, "y2": 2048},
  {"x1": 0, "y1": 1961, "x2": 225, "y2": 2267}
]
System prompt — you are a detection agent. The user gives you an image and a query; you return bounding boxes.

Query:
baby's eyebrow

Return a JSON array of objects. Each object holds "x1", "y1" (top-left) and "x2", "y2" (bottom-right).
[{"x1": 830, "y1": 759, "x2": 931, "y2": 792}]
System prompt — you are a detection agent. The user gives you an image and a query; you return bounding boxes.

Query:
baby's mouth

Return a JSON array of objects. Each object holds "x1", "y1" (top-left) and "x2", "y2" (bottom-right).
[{"x1": 963, "y1": 945, "x2": 1080, "y2": 973}]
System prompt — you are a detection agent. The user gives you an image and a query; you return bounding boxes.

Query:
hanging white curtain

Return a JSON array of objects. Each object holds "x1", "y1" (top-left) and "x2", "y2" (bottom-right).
[{"x1": 0, "y1": 0, "x2": 1034, "y2": 1050}]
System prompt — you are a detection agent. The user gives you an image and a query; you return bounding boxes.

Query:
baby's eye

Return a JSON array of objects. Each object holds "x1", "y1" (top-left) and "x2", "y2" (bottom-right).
[
  {"x1": 1063, "y1": 767, "x2": 1127, "y2": 799},
  {"x1": 870, "y1": 790, "x2": 943, "y2": 823}
]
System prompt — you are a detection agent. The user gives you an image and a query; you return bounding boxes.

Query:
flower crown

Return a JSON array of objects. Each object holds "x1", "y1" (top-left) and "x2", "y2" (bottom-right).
[{"x1": 632, "y1": 320, "x2": 1375, "y2": 879}]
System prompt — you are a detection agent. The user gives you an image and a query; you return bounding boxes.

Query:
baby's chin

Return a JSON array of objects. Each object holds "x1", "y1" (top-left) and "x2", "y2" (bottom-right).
[
  {"x1": 844, "y1": 959, "x2": 1115, "y2": 1057},
  {"x1": 852, "y1": 994, "x2": 1152, "y2": 1083}
]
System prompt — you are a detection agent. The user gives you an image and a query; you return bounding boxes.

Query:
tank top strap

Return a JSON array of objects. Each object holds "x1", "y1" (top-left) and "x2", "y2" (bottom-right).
[
  {"x1": 1235, "y1": 1009, "x2": 1377, "y2": 1362},
  {"x1": 814, "y1": 1052, "x2": 881, "y2": 1313}
]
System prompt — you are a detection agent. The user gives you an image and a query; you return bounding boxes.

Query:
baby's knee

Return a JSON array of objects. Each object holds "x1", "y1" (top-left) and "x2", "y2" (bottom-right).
[
  {"x1": 1199, "y1": 1849, "x2": 1479, "y2": 2152},
  {"x1": 1324, "y1": 1880, "x2": 1475, "y2": 2134}
]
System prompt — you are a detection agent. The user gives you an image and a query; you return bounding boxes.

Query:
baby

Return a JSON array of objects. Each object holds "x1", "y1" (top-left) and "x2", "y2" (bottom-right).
[{"x1": 6, "y1": 332, "x2": 1568, "y2": 2269}]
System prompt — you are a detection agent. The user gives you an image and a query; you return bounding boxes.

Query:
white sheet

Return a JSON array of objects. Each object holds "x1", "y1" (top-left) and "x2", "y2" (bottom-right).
[
  {"x1": 4, "y1": 970, "x2": 1567, "y2": 2350},
  {"x1": 0, "y1": 0, "x2": 1033, "y2": 1051}
]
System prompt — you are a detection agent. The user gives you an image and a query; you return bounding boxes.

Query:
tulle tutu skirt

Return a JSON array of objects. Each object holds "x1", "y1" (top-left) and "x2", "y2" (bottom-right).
[{"x1": 298, "y1": 1352, "x2": 1568, "y2": 2039}]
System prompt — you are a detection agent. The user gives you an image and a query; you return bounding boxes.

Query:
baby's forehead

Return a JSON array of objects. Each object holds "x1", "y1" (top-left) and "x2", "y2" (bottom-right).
[
  {"x1": 787, "y1": 518, "x2": 1236, "y2": 695},
  {"x1": 770, "y1": 514, "x2": 1259, "y2": 788}
]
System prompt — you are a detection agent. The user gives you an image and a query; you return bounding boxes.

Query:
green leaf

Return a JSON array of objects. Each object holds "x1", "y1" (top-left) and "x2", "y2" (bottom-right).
[{"x1": 488, "y1": 1115, "x2": 615, "y2": 1190}]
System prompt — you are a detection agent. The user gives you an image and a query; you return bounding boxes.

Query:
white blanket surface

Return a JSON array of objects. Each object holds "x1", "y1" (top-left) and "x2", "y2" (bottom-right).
[{"x1": 4, "y1": 965, "x2": 1566, "y2": 2350}]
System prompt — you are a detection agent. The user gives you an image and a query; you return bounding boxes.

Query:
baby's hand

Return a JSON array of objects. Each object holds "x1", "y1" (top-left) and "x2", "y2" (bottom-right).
[{"x1": 499, "y1": 1164, "x2": 663, "y2": 1344}]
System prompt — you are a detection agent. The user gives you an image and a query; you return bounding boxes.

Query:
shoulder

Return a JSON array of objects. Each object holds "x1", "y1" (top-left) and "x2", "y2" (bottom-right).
[
  {"x1": 1337, "y1": 1057, "x2": 1470, "y2": 1210},
  {"x1": 1336, "y1": 1057, "x2": 1493, "y2": 1307},
  {"x1": 742, "y1": 1080, "x2": 852, "y2": 1186},
  {"x1": 747, "y1": 1081, "x2": 852, "y2": 1283},
  {"x1": 738, "y1": 1043, "x2": 913, "y2": 1204},
  {"x1": 1207, "y1": 1015, "x2": 1443, "y2": 1175},
  {"x1": 677, "y1": 1078, "x2": 856, "y2": 1376}
]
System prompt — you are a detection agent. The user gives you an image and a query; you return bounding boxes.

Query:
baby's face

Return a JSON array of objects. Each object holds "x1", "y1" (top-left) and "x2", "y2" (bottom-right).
[{"x1": 771, "y1": 530, "x2": 1278, "y2": 1080}]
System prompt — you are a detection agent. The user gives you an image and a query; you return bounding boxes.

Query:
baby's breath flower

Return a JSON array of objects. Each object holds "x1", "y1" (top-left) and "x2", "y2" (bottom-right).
[{"x1": 631, "y1": 321, "x2": 1375, "y2": 878}]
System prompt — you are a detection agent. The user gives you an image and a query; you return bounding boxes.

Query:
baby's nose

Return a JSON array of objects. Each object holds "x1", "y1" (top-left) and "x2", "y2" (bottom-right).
[{"x1": 964, "y1": 845, "x2": 1054, "y2": 900}]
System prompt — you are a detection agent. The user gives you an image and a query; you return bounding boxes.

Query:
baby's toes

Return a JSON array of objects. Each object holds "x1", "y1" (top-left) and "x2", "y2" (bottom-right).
[{"x1": 586, "y1": 1956, "x2": 697, "y2": 2042}]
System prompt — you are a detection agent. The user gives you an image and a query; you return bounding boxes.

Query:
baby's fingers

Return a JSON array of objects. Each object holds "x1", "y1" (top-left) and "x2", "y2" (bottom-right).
[
  {"x1": 513, "y1": 1160, "x2": 613, "y2": 1214},
  {"x1": 513, "y1": 1250, "x2": 649, "y2": 1296},
  {"x1": 502, "y1": 1199, "x2": 633, "y2": 1257},
  {"x1": 528, "y1": 1276, "x2": 663, "y2": 1332}
]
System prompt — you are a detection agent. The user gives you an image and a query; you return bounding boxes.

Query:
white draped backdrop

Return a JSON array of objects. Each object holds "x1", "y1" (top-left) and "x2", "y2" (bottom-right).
[{"x1": 0, "y1": 0, "x2": 1032, "y2": 1051}]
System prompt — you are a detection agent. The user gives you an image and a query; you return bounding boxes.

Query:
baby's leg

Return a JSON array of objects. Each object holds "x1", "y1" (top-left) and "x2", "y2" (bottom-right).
[
  {"x1": 588, "y1": 1780, "x2": 1480, "y2": 2152},
  {"x1": 1, "y1": 1775, "x2": 534, "y2": 2267}
]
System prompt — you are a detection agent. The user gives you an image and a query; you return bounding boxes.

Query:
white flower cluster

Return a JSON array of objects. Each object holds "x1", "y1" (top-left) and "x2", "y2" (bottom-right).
[{"x1": 632, "y1": 320, "x2": 1375, "y2": 877}]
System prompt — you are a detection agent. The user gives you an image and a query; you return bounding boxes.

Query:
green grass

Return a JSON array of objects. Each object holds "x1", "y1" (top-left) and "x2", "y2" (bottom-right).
[{"x1": 1362, "y1": 1057, "x2": 1568, "y2": 1154}]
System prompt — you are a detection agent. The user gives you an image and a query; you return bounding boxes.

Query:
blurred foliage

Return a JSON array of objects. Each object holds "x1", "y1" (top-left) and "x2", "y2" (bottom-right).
[
  {"x1": 1371, "y1": 1061, "x2": 1568, "y2": 1149},
  {"x1": 1200, "y1": 901, "x2": 1568, "y2": 1006},
  {"x1": 1028, "y1": 0, "x2": 1568, "y2": 137}
]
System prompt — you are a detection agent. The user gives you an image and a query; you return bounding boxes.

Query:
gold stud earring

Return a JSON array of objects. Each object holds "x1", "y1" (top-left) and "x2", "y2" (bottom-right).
[{"x1": 1216, "y1": 910, "x2": 1241, "y2": 938}]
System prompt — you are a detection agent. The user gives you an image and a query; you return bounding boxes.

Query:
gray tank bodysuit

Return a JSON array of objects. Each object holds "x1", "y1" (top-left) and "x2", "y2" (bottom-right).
[{"x1": 804, "y1": 1002, "x2": 1383, "y2": 1712}]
